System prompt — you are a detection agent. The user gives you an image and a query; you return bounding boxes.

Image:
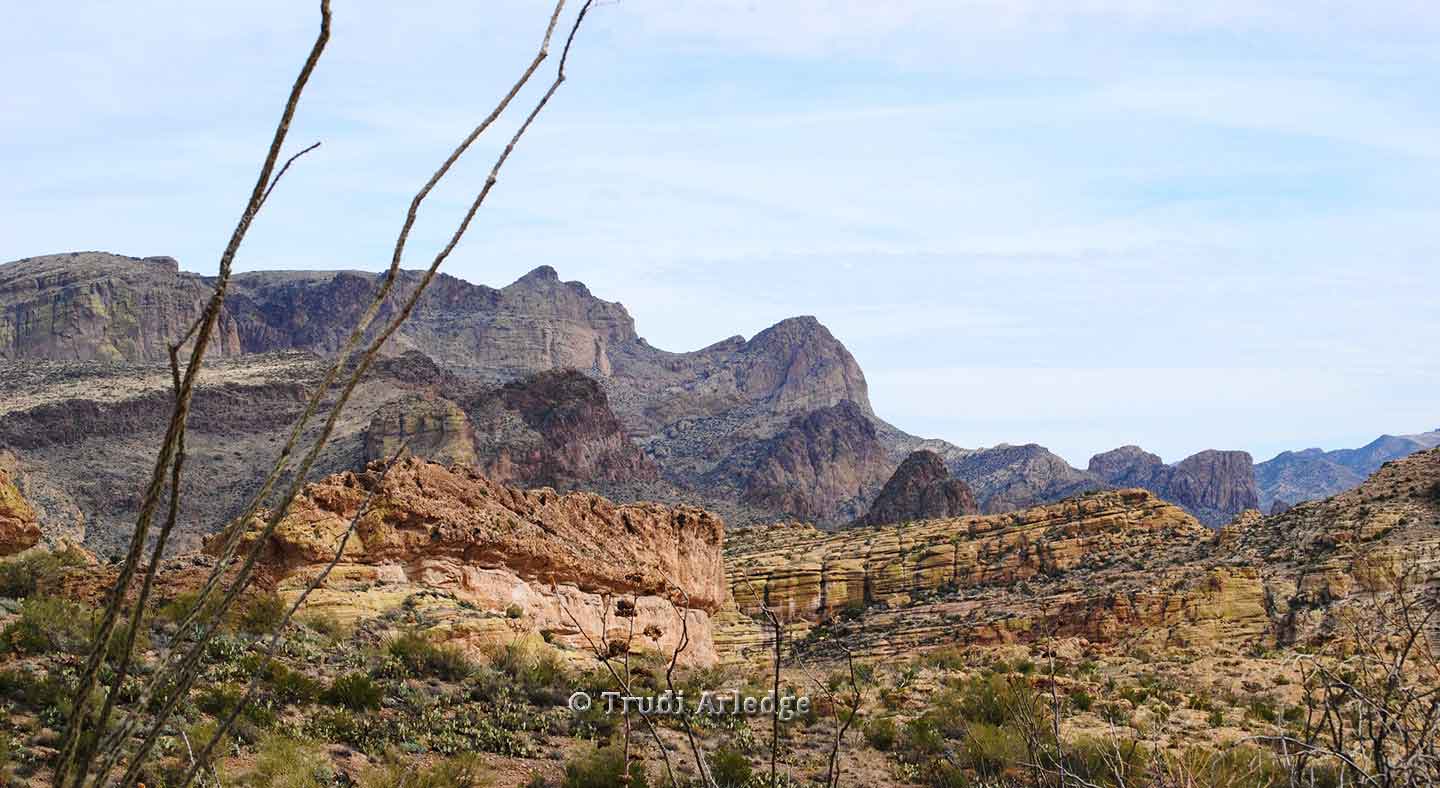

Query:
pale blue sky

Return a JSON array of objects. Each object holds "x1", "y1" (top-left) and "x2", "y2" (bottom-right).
[{"x1": 4, "y1": 1, "x2": 1437, "y2": 465}]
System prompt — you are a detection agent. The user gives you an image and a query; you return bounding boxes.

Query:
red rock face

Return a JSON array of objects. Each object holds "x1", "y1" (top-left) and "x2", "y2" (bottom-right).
[
  {"x1": 214, "y1": 457, "x2": 726, "y2": 613},
  {"x1": 859, "y1": 450, "x2": 978, "y2": 526}
]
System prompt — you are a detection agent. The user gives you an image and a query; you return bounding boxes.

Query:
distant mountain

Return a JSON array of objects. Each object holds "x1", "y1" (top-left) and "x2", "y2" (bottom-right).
[
  {"x1": 1087, "y1": 447, "x2": 1259, "y2": 527},
  {"x1": 3, "y1": 251, "x2": 1424, "y2": 540},
  {"x1": 1255, "y1": 430, "x2": 1440, "y2": 510}
]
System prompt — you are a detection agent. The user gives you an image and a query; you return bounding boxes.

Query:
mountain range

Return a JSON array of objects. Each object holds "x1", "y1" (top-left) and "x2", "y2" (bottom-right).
[{"x1": 1, "y1": 250, "x2": 1434, "y2": 549}]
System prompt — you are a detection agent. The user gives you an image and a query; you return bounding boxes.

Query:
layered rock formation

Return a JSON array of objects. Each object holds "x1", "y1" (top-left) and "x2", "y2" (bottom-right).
[
  {"x1": 0, "y1": 252, "x2": 243, "y2": 362},
  {"x1": 213, "y1": 457, "x2": 728, "y2": 664},
  {"x1": 718, "y1": 488, "x2": 1267, "y2": 661},
  {"x1": 1088, "y1": 447, "x2": 1260, "y2": 526},
  {"x1": 728, "y1": 489, "x2": 1210, "y2": 624},
  {"x1": 0, "y1": 463, "x2": 41, "y2": 556},
  {"x1": 858, "y1": 450, "x2": 977, "y2": 526},
  {"x1": 1221, "y1": 447, "x2": 1440, "y2": 645}
]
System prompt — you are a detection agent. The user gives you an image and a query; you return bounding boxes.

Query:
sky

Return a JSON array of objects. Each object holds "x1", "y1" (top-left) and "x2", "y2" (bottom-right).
[{"x1": 4, "y1": 1, "x2": 1438, "y2": 466}]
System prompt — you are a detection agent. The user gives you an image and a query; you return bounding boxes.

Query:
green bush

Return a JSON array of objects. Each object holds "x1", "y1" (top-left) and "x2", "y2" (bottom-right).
[
  {"x1": 0, "y1": 668, "x2": 68, "y2": 709},
  {"x1": 707, "y1": 745, "x2": 753, "y2": 788},
  {"x1": 563, "y1": 746, "x2": 649, "y2": 788},
  {"x1": 237, "y1": 593, "x2": 288, "y2": 635},
  {"x1": 902, "y1": 716, "x2": 946, "y2": 761},
  {"x1": 323, "y1": 672, "x2": 383, "y2": 711},
  {"x1": 388, "y1": 631, "x2": 475, "y2": 681},
  {"x1": 487, "y1": 641, "x2": 569, "y2": 704},
  {"x1": 0, "y1": 547, "x2": 87, "y2": 598},
  {"x1": 1070, "y1": 689, "x2": 1094, "y2": 712},
  {"x1": 962, "y1": 722, "x2": 1028, "y2": 778},
  {"x1": 0, "y1": 596, "x2": 147, "y2": 660},
  {"x1": 865, "y1": 716, "x2": 898, "y2": 751}
]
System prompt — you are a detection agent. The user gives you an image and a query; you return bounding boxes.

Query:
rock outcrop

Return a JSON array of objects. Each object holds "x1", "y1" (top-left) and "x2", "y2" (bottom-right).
[
  {"x1": 212, "y1": 458, "x2": 728, "y2": 664},
  {"x1": 459, "y1": 369, "x2": 659, "y2": 489},
  {"x1": 0, "y1": 463, "x2": 41, "y2": 556},
  {"x1": 1222, "y1": 447, "x2": 1440, "y2": 646},
  {"x1": 364, "y1": 395, "x2": 478, "y2": 468},
  {"x1": 710, "y1": 400, "x2": 890, "y2": 526},
  {"x1": 858, "y1": 450, "x2": 977, "y2": 526}
]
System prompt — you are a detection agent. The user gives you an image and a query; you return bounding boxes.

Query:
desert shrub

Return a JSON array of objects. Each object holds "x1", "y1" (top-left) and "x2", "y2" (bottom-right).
[
  {"x1": 305, "y1": 708, "x2": 391, "y2": 754},
  {"x1": 197, "y1": 683, "x2": 277, "y2": 728},
  {"x1": 961, "y1": 722, "x2": 1027, "y2": 778},
  {"x1": 1070, "y1": 689, "x2": 1094, "y2": 712},
  {"x1": 388, "y1": 631, "x2": 475, "y2": 681},
  {"x1": 506, "y1": 603, "x2": 524, "y2": 619},
  {"x1": 298, "y1": 610, "x2": 350, "y2": 640},
  {"x1": 360, "y1": 752, "x2": 491, "y2": 788},
  {"x1": 0, "y1": 668, "x2": 68, "y2": 709},
  {"x1": 902, "y1": 716, "x2": 946, "y2": 761},
  {"x1": 921, "y1": 760, "x2": 970, "y2": 788},
  {"x1": 1063, "y1": 735, "x2": 1148, "y2": 786},
  {"x1": 1100, "y1": 702, "x2": 1130, "y2": 726},
  {"x1": 563, "y1": 746, "x2": 649, "y2": 788},
  {"x1": 266, "y1": 663, "x2": 323, "y2": 706},
  {"x1": 1208, "y1": 708, "x2": 1225, "y2": 728},
  {"x1": 1171, "y1": 744, "x2": 1287, "y2": 788},
  {"x1": 707, "y1": 745, "x2": 753, "y2": 788},
  {"x1": 240, "y1": 734, "x2": 335, "y2": 788},
  {"x1": 487, "y1": 641, "x2": 568, "y2": 704},
  {"x1": 323, "y1": 672, "x2": 383, "y2": 711},
  {"x1": 865, "y1": 716, "x2": 897, "y2": 751},
  {"x1": 0, "y1": 596, "x2": 147, "y2": 660},
  {"x1": 1, "y1": 596, "x2": 91, "y2": 654},
  {"x1": 0, "y1": 547, "x2": 87, "y2": 598},
  {"x1": 1246, "y1": 697, "x2": 1279, "y2": 723},
  {"x1": 237, "y1": 593, "x2": 288, "y2": 635},
  {"x1": 156, "y1": 589, "x2": 228, "y2": 631}
]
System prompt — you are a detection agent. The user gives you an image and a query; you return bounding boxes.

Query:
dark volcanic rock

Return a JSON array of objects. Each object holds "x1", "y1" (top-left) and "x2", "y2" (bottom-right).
[
  {"x1": 711, "y1": 400, "x2": 889, "y2": 526},
  {"x1": 460, "y1": 369, "x2": 660, "y2": 489},
  {"x1": 859, "y1": 450, "x2": 978, "y2": 526},
  {"x1": 948, "y1": 444, "x2": 1103, "y2": 514}
]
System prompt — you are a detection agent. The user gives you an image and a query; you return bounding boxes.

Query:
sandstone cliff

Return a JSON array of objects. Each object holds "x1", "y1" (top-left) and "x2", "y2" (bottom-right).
[
  {"x1": 858, "y1": 449, "x2": 977, "y2": 526},
  {"x1": 718, "y1": 488, "x2": 1266, "y2": 661},
  {"x1": 212, "y1": 457, "x2": 727, "y2": 663},
  {"x1": 1222, "y1": 446, "x2": 1440, "y2": 646},
  {"x1": 0, "y1": 462, "x2": 41, "y2": 556}
]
